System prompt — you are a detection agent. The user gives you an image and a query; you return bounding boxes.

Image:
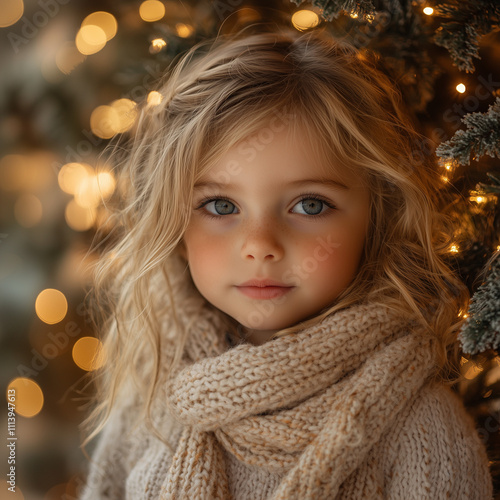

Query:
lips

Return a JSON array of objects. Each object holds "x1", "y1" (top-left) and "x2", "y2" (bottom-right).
[
  {"x1": 236, "y1": 278, "x2": 295, "y2": 300},
  {"x1": 237, "y1": 279, "x2": 293, "y2": 287}
]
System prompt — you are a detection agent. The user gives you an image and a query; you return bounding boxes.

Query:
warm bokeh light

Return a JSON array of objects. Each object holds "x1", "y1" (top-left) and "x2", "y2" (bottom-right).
[
  {"x1": 90, "y1": 105, "x2": 120, "y2": 139},
  {"x1": 65, "y1": 199, "x2": 97, "y2": 231},
  {"x1": 0, "y1": 154, "x2": 52, "y2": 192},
  {"x1": 44, "y1": 483, "x2": 68, "y2": 500},
  {"x1": 72, "y1": 337, "x2": 106, "y2": 371},
  {"x1": 464, "y1": 363, "x2": 484, "y2": 380},
  {"x1": 150, "y1": 38, "x2": 167, "y2": 53},
  {"x1": 74, "y1": 171, "x2": 115, "y2": 208},
  {"x1": 176, "y1": 23, "x2": 194, "y2": 38},
  {"x1": 423, "y1": 7, "x2": 434, "y2": 15},
  {"x1": 110, "y1": 98, "x2": 137, "y2": 133},
  {"x1": 0, "y1": 481, "x2": 24, "y2": 498},
  {"x1": 470, "y1": 194, "x2": 489, "y2": 204},
  {"x1": 485, "y1": 364, "x2": 500, "y2": 386},
  {"x1": 236, "y1": 8, "x2": 261, "y2": 24},
  {"x1": 55, "y1": 42, "x2": 86, "y2": 75},
  {"x1": 74, "y1": 175, "x2": 102, "y2": 208},
  {"x1": 456, "y1": 83, "x2": 466, "y2": 93},
  {"x1": 147, "y1": 90, "x2": 163, "y2": 105},
  {"x1": 81, "y1": 11, "x2": 117, "y2": 41},
  {"x1": 35, "y1": 288, "x2": 68, "y2": 324},
  {"x1": 350, "y1": 12, "x2": 359, "y2": 19},
  {"x1": 0, "y1": 154, "x2": 27, "y2": 191},
  {"x1": 58, "y1": 162, "x2": 92, "y2": 195},
  {"x1": 96, "y1": 171, "x2": 116, "y2": 199},
  {"x1": 291, "y1": 10, "x2": 319, "y2": 31},
  {"x1": 0, "y1": 0, "x2": 23, "y2": 27},
  {"x1": 76, "y1": 25, "x2": 107, "y2": 55},
  {"x1": 14, "y1": 194, "x2": 43, "y2": 227},
  {"x1": 7, "y1": 378, "x2": 44, "y2": 418},
  {"x1": 139, "y1": 0, "x2": 165, "y2": 22},
  {"x1": 449, "y1": 244, "x2": 459, "y2": 253},
  {"x1": 441, "y1": 175, "x2": 450, "y2": 183}
]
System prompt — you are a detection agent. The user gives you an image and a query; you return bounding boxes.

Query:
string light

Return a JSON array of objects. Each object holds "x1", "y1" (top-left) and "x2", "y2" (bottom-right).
[
  {"x1": 35, "y1": 289, "x2": 68, "y2": 324},
  {"x1": 58, "y1": 162, "x2": 93, "y2": 195},
  {"x1": 147, "y1": 91, "x2": 163, "y2": 105},
  {"x1": 139, "y1": 0, "x2": 165, "y2": 22},
  {"x1": 440, "y1": 175, "x2": 450, "y2": 183},
  {"x1": 81, "y1": 11, "x2": 117, "y2": 42},
  {"x1": 464, "y1": 363, "x2": 484, "y2": 380},
  {"x1": 0, "y1": 0, "x2": 23, "y2": 27},
  {"x1": 456, "y1": 83, "x2": 466, "y2": 93},
  {"x1": 150, "y1": 38, "x2": 167, "y2": 54},
  {"x1": 75, "y1": 25, "x2": 107, "y2": 55},
  {"x1": 423, "y1": 7, "x2": 434, "y2": 15},
  {"x1": 291, "y1": 10, "x2": 319, "y2": 31},
  {"x1": 176, "y1": 23, "x2": 194, "y2": 38},
  {"x1": 65, "y1": 200, "x2": 96, "y2": 231},
  {"x1": 449, "y1": 244, "x2": 459, "y2": 253},
  {"x1": 72, "y1": 337, "x2": 106, "y2": 371},
  {"x1": 7, "y1": 378, "x2": 44, "y2": 417}
]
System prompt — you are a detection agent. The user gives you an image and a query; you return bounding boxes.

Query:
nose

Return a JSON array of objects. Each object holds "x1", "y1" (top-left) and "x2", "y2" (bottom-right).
[{"x1": 240, "y1": 221, "x2": 285, "y2": 262}]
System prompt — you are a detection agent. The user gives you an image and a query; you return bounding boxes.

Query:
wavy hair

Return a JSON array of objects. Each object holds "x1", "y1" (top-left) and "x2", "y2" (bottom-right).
[{"x1": 82, "y1": 25, "x2": 469, "y2": 445}]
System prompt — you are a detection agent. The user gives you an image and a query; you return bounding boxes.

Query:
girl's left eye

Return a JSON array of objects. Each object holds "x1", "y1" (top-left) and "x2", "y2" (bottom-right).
[{"x1": 291, "y1": 197, "x2": 334, "y2": 216}]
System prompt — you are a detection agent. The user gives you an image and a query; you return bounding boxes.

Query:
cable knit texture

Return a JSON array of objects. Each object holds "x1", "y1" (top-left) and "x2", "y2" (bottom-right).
[{"x1": 80, "y1": 302, "x2": 493, "y2": 499}]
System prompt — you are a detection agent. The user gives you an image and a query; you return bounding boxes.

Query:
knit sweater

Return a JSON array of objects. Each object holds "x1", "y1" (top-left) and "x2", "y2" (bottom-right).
[{"x1": 79, "y1": 302, "x2": 493, "y2": 500}]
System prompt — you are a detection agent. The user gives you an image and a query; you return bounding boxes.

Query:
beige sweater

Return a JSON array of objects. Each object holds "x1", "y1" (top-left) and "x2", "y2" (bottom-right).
[{"x1": 80, "y1": 303, "x2": 493, "y2": 499}]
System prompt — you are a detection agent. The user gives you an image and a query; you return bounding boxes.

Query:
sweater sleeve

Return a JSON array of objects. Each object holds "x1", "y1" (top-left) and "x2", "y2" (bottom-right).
[
  {"x1": 385, "y1": 383, "x2": 493, "y2": 500},
  {"x1": 79, "y1": 399, "x2": 150, "y2": 500}
]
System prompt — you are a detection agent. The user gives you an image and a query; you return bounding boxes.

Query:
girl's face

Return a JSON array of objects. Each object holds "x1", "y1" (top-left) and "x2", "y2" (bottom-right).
[{"x1": 182, "y1": 124, "x2": 370, "y2": 345}]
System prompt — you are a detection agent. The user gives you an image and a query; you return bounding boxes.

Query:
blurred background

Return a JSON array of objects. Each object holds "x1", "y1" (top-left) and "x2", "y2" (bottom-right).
[{"x1": 0, "y1": 0, "x2": 499, "y2": 498}]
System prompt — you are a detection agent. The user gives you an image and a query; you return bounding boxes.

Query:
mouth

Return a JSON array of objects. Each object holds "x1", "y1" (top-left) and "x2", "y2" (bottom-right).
[{"x1": 235, "y1": 279, "x2": 295, "y2": 300}]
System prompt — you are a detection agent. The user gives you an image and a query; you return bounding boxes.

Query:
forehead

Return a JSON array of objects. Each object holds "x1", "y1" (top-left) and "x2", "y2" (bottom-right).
[{"x1": 197, "y1": 121, "x2": 364, "y2": 189}]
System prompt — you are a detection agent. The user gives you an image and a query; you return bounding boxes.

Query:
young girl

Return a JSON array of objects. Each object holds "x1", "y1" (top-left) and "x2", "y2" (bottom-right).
[{"x1": 80, "y1": 26, "x2": 493, "y2": 499}]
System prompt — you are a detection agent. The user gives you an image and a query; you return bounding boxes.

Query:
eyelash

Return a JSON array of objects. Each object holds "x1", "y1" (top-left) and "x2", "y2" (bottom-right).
[{"x1": 195, "y1": 192, "x2": 337, "y2": 220}]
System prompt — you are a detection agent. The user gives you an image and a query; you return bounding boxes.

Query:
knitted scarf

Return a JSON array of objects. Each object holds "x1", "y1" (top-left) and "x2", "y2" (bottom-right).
[{"x1": 161, "y1": 302, "x2": 437, "y2": 499}]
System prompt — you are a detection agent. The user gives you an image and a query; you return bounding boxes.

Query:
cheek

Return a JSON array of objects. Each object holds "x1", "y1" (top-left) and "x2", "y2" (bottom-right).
[
  {"x1": 184, "y1": 227, "x2": 228, "y2": 281},
  {"x1": 297, "y1": 233, "x2": 364, "y2": 288}
]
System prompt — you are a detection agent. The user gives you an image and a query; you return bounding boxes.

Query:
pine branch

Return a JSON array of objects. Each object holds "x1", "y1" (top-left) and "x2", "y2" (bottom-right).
[
  {"x1": 290, "y1": 0, "x2": 375, "y2": 21},
  {"x1": 433, "y1": 1, "x2": 500, "y2": 72},
  {"x1": 435, "y1": 97, "x2": 500, "y2": 166},
  {"x1": 478, "y1": 171, "x2": 500, "y2": 196},
  {"x1": 460, "y1": 256, "x2": 500, "y2": 354}
]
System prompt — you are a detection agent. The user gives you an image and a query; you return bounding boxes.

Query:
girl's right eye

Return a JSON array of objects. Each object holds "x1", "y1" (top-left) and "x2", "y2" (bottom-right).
[{"x1": 199, "y1": 198, "x2": 238, "y2": 218}]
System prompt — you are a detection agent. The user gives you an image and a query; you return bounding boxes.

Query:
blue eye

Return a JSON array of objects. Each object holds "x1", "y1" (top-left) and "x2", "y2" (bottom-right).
[
  {"x1": 203, "y1": 199, "x2": 237, "y2": 216},
  {"x1": 292, "y1": 197, "x2": 332, "y2": 216}
]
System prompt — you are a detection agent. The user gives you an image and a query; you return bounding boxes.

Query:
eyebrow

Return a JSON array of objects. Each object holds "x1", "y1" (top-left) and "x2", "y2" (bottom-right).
[{"x1": 193, "y1": 178, "x2": 349, "y2": 190}]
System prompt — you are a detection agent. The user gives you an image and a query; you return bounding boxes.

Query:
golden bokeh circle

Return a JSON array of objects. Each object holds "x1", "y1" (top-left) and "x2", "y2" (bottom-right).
[
  {"x1": 7, "y1": 378, "x2": 44, "y2": 418},
  {"x1": 72, "y1": 337, "x2": 106, "y2": 371},
  {"x1": 35, "y1": 288, "x2": 68, "y2": 324}
]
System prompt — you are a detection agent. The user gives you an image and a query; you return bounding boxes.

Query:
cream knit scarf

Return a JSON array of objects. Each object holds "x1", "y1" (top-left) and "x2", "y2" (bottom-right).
[{"x1": 161, "y1": 302, "x2": 437, "y2": 499}]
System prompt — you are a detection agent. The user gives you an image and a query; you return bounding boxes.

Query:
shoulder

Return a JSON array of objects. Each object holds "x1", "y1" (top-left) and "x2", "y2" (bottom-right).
[{"x1": 382, "y1": 382, "x2": 493, "y2": 500}]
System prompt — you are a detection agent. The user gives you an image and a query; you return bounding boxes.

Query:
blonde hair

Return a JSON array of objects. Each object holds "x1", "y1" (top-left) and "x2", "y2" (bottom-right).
[{"x1": 82, "y1": 26, "x2": 469, "y2": 445}]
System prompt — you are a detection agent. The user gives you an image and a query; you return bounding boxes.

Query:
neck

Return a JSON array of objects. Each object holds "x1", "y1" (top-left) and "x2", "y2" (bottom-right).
[{"x1": 240, "y1": 326, "x2": 278, "y2": 346}]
